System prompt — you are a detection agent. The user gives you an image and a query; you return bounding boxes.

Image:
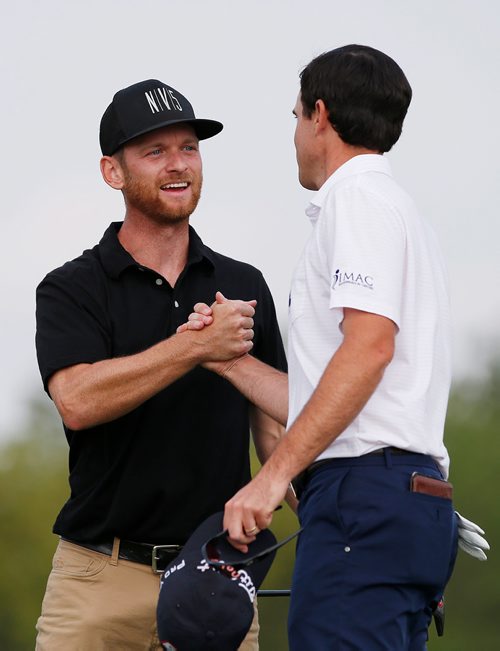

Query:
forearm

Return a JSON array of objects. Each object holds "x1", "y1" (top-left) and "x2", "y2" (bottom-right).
[
  {"x1": 258, "y1": 335, "x2": 392, "y2": 485},
  {"x1": 250, "y1": 406, "x2": 298, "y2": 512},
  {"x1": 48, "y1": 297, "x2": 255, "y2": 430},
  {"x1": 48, "y1": 331, "x2": 207, "y2": 430},
  {"x1": 250, "y1": 406, "x2": 286, "y2": 464},
  {"x1": 177, "y1": 293, "x2": 288, "y2": 422},
  {"x1": 222, "y1": 355, "x2": 289, "y2": 426}
]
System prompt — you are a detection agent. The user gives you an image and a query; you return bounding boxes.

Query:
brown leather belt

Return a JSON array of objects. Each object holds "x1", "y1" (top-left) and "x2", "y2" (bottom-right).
[{"x1": 62, "y1": 537, "x2": 182, "y2": 573}]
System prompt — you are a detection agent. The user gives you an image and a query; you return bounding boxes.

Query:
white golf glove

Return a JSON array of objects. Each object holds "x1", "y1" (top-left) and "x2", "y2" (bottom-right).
[{"x1": 455, "y1": 511, "x2": 490, "y2": 560}]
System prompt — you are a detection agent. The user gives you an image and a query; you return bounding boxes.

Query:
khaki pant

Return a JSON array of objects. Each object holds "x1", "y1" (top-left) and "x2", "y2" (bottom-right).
[{"x1": 36, "y1": 539, "x2": 259, "y2": 650}]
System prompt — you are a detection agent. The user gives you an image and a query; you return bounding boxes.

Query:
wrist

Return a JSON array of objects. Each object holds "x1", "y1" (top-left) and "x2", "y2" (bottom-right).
[
  {"x1": 221, "y1": 354, "x2": 248, "y2": 379},
  {"x1": 259, "y1": 452, "x2": 294, "y2": 487},
  {"x1": 175, "y1": 329, "x2": 212, "y2": 367}
]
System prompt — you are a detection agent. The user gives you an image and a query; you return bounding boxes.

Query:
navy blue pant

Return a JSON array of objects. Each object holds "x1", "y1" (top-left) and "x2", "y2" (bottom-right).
[{"x1": 288, "y1": 450, "x2": 458, "y2": 650}]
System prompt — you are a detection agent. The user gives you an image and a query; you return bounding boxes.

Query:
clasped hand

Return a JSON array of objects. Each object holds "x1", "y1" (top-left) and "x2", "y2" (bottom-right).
[{"x1": 177, "y1": 291, "x2": 257, "y2": 366}]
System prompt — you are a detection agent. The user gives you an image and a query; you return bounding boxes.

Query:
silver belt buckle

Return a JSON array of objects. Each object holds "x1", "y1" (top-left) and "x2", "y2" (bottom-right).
[{"x1": 152, "y1": 544, "x2": 182, "y2": 574}]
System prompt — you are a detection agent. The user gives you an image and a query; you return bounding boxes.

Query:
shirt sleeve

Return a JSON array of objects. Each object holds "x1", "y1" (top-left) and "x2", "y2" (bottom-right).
[
  {"x1": 35, "y1": 264, "x2": 111, "y2": 393},
  {"x1": 327, "y1": 185, "x2": 406, "y2": 328}
]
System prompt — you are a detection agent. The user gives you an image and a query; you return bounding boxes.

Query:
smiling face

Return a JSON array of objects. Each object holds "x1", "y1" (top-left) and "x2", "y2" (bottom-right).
[{"x1": 116, "y1": 124, "x2": 203, "y2": 225}]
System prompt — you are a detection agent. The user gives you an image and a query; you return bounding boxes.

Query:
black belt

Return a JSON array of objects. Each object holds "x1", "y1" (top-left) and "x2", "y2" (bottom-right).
[
  {"x1": 291, "y1": 447, "x2": 417, "y2": 499},
  {"x1": 62, "y1": 537, "x2": 183, "y2": 573}
]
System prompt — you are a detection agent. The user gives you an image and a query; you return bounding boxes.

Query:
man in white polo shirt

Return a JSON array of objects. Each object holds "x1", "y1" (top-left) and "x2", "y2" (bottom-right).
[
  {"x1": 286, "y1": 151, "x2": 452, "y2": 475},
  {"x1": 178, "y1": 45, "x2": 486, "y2": 648}
]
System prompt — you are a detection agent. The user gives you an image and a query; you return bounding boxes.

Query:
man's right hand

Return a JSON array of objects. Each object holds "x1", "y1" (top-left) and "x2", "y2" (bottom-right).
[{"x1": 182, "y1": 292, "x2": 257, "y2": 364}]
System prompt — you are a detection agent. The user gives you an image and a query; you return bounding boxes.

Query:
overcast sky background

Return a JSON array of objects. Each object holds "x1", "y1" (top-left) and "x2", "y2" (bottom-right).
[{"x1": 1, "y1": 0, "x2": 499, "y2": 441}]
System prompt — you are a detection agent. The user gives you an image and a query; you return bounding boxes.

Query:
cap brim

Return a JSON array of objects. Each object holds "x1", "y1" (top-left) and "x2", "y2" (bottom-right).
[{"x1": 112, "y1": 117, "x2": 223, "y2": 154}]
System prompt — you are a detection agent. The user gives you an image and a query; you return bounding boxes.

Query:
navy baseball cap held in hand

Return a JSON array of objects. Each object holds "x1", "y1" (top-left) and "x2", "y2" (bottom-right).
[
  {"x1": 156, "y1": 512, "x2": 277, "y2": 651},
  {"x1": 99, "y1": 79, "x2": 223, "y2": 155}
]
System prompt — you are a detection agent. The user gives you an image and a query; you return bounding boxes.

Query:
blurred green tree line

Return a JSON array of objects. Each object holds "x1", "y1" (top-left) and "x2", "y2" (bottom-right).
[{"x1": 0, "y1": 366, "x2": 498, "y2": 650}]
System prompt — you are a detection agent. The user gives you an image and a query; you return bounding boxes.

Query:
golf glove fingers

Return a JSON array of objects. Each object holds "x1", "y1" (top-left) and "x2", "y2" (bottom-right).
[
  {"x1": 455, "y1": 511, "x2": 489, "y2": 560},
  {"x1": 458, "y1": 537, "x2": 488, "y2": 561},
  {"x1": 456, "y1": 511, "x2": 485, "y2": 534}
]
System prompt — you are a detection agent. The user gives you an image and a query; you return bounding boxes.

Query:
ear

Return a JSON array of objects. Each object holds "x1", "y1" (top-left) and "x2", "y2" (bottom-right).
[
  {"x1": 314, "y1": 99, "x2": 330, "y2": 134},
  {"x1": 100, "y1": 155, "x2": 125, "y2": 190}
]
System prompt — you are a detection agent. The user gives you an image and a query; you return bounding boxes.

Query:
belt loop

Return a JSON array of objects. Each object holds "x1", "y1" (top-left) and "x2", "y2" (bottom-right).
[
  {"x1": 110, "y1": 537, "x2": 120, "y2": 566},
  {"x1": 383, "y1": 447, "x2": 393, "y2": 469}
]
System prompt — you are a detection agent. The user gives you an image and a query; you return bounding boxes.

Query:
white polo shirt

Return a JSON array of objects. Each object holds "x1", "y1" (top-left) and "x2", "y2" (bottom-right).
[{"x1": 287, "y1": 154, "x2": 451, "y2": 476}]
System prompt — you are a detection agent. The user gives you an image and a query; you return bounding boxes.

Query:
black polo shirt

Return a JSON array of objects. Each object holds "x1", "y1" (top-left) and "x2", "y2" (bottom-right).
[{"x1": 36, "y1": 223, "x2": 287, "y2": 545}]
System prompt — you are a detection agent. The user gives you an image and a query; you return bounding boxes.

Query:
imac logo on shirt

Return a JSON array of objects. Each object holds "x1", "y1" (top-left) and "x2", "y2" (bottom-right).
[{"x1": 332, "y1": 269, "x2": 374, "y2": 290}]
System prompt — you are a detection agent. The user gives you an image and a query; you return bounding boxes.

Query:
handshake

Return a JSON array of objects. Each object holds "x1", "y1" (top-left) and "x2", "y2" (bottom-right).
[{"x1": 176, "y1": 292, "x2": 257, "y2": 371}]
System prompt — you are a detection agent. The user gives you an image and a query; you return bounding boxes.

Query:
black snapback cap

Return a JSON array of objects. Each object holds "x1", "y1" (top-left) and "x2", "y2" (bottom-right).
[
  {"x1": 99, "y1": 79, "x2": 223, "y2": 155},
  {"x1": 157, "y1": 512, "x2": 277, "y2": 651}
]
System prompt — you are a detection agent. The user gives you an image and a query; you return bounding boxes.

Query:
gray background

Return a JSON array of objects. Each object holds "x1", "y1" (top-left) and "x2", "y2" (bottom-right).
[{"x1": 2, "y1": 0, "x2": 499, "y2": 439}]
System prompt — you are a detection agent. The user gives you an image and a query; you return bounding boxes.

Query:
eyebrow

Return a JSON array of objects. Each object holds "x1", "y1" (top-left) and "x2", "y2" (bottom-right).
[{"x1": 140, "y1": 136, "x2": 199, "y2": 151}]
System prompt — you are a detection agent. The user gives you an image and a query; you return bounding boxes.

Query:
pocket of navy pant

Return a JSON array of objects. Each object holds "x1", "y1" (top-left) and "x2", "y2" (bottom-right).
[
  {"x1": 299, "y1": 468, "x2": 350, "y2": 528},
  {"x1": 336, "y1": 465, "x2": 457, "y2": 594}
]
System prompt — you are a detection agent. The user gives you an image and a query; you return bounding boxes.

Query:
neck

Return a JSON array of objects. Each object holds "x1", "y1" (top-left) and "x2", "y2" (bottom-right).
[
  {"x1": 118, "y1": 212, "x2": 190, "y2": 287},
  {"x1": 320, "y1": 146, "x2": 379, "y2": 187}
]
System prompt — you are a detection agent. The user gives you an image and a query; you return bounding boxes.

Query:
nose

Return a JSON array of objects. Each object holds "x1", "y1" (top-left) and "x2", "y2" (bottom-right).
[{"x1": 164, "y1": 150, "x2": 188, "y2": 174}]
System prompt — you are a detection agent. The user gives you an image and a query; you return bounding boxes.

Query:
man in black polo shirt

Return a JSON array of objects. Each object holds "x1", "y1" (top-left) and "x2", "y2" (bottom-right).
[{"x1": 35, "y1": 79, "x2": 287, "y2": 650}]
